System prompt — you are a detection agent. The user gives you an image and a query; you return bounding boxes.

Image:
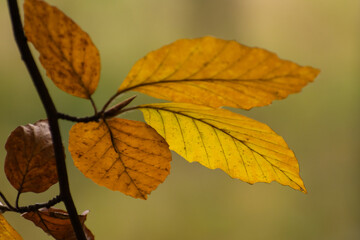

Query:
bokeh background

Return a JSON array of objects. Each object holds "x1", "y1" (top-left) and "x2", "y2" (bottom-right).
[{"x1": 1, "y1": 0, "x2": 359, "y2": 239}]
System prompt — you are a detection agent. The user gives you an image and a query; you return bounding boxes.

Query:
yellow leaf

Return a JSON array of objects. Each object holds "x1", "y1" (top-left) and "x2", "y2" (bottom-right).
[
  {"x1": 119, "y1": 36, "x2": 319, "y2": 109},
  {"x1": 0, "y1": 214, "x2": 23, "y2": 240},
  {"x1": 139, "y1": 103, "x2": 306, "y2": 193},
  {"x1": 4, "y1": 120, "x2": 58, "y2": 193},
  {"x1": 68, "y1": 119, "x2": 171, "y2": 199},
  {"x1": 24, "y1": 0, "x2": 100, "y2": 99}
]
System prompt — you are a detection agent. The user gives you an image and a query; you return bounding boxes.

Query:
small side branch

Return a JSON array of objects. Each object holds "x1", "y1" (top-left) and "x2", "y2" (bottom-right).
[
  {"x1": 58, "y1": 95, "x2": 137, "y2": 122},
  {"x1": 17, "y1": 195, "x2": 62, "y2": 214},
  {"x1": 57, "y1": 112, "x2": 101, "y2": 122},
  {"x1": 0, "y1": 194, "x2": 61, "y2": 214}
]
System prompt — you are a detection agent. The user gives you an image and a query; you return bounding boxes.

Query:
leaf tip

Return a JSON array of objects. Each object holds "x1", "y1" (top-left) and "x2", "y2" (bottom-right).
[{"x1": 300, "y1": 185, "x2": 308, "y2": 194}]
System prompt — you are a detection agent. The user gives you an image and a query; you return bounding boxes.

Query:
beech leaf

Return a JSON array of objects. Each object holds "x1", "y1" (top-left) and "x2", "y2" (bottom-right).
[
  {"x1": 22, "y1": 208, "x2": 94, "y2": 240},
  {"x1": 4, "y1": 120, "x2": 58, "y2": 193},
  {"x1": 24, "y1": 0, "x2": 101, "y2": 99},
  {"x1": 68, "y1": 118, "x2": 171, "y2": 199},
  {"x1": 139, "y1": 103, "x2": 306, "y2": 193},
  {"x1": 119, "y1": 36, "x2": 319, "y2": 109},
  {"x1": 0, "y1": 214, "x2": 23, "y2": 240}
]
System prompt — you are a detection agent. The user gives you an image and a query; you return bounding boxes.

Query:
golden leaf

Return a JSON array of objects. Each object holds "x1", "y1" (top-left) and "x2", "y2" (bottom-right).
[
  {"x1": 22, "y1": 208, "x2": 93, "y2": 240},
  {"x1": 139, "y1": 103, "x2": 306, "y2": 192},
  {"x1": 0, "y1": 214, "x2": 23, "y2": 240},
  {"x1": 119, "y1": 36, "x2": 319, "y2": 109},
  {"x1": 24, "y1": 0, "x2": 100, "y2": 99},
  {"x1": 4, "y1": 120, "x2": 58, "y2": 193},
  {"x1": 68, "y1": 118, "x2": 171, "y2": 199}
]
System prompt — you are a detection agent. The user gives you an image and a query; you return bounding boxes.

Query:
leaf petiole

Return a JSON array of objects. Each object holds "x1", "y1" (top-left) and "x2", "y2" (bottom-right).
[{"x1": 58, "y1": 95, "x2": 137, "y2": 122}]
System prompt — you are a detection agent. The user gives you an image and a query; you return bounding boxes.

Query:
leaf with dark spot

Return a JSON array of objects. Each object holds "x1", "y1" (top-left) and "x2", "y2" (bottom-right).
[{"x1": 24, "y1": 0, "x2": 100, "y2": 99}]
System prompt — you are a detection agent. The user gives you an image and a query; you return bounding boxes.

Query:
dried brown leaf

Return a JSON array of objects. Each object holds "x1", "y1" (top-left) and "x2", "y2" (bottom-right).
[
  {"x1": 22, "y1": 208, "x2": 94, "y2": 240},
  {"x1": 4, "y1": 120, "x2": 58, "y2": 193}
]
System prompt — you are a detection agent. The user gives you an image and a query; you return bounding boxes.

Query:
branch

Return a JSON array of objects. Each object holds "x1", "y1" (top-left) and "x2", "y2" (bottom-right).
[
  {"x1": 1, "y1": 195, "x2": 62, "y2": 214},
  {"x1": 17, "y1": 195, "x2": 62, "y2": 214},
  {"x1": 57, "y1": 112, "x2": 101, "y2": 123},
  {"x1": 0, "y1": 205, "x2": 10, "y2": 213},
  {"x1": 58, "y1": 95, "x2": 137, "y2": 122},
  {"x1": 7, "y1": 1, "x2": 86, "y2": 239}
]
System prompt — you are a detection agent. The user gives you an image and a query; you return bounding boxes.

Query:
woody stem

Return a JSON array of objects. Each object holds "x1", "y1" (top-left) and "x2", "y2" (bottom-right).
[{"x1": 7, "y1": 1, "x2": 86, "y2": 239}]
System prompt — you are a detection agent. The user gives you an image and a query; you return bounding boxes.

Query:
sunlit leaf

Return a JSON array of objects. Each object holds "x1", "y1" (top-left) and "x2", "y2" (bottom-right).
[
  {"x1": 24, "y1": 0, "x2": 101, "y2": 99},
  {"x1": 4, "y1": 120, "x2": 58, "y2": 193},
  {"x1": 68, "y1": 118, "x2": 171, "y2": 199},
  {"x1": 22, "y1": 208, "x2": 94, "y2": 240},
  {"x1": 119, "y1": 36, "x2": 319, "y2": 109},
  {"x1": 139, "y1": 102, "x2": 306, "y2": 192},
  {"x1": 0, "y1": 214, "x2": 23, "y2": 240}
]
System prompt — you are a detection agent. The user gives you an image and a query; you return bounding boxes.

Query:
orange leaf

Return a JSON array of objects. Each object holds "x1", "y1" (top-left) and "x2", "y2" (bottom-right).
[
  {"x1": 119, "y1": 36, "x2": 319, "y2": 109},
  {"x1": 24, "y1": 0, "x2": 101, "y2": 99},
  {"x1": 0, "y1": 213, "x2": 23, "y2": 240},
  {"x1": 68, "y1": 119, "x2": 171, "y2": 199},
  {"x1": 4, "y1": 120, "x2": 58, "y2": 193},
  {"x1": 22, "y1": 208, "x2": 94, "y2": 240}
]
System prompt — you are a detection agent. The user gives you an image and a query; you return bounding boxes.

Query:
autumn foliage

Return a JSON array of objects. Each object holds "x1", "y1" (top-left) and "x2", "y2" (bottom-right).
[{"x1": 1, "y1": 0, "x2": 319, "y2": 239}]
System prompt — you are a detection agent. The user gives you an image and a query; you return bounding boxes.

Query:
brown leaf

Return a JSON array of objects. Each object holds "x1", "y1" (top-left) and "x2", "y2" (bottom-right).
[
  {"x1": 68, "y1": 118, "x2": 171, "y2": 199},
  {"x1": 0, "y1": 214, "x2": 23, "y2": 240},
  {"x1": 22, "y1": 208, "x2": 94, "y2": 240},
  {"x1": 24, "y1": 0, "x2": 101, "y2": 99},
  {"x1": 4, "y1": 120, "x2": 58, "y2": 193},
  {"x1": 118, "y1": 36, "x2": 319, "y2": 109}
]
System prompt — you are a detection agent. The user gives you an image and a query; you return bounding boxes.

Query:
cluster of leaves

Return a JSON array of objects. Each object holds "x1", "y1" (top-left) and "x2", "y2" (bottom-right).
[{"x1": 1, "y1": 0, "x2": 319, "y2": 239}]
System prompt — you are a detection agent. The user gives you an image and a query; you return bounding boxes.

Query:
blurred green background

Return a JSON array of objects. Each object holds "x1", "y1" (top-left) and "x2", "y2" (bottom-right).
[{"x1": 1, "y1": 0, "x2": 359, "y2": 239}]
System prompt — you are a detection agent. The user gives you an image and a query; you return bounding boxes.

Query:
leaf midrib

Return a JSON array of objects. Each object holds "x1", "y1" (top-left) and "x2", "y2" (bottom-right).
[{"x1": 119, "y1": 75, "x2": 307, "y2": 94}]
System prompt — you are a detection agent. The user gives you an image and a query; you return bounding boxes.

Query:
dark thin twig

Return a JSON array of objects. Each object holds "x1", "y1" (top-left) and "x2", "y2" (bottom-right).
[
  {"x1": 58, "y1": 95, "x2": 137, "y2": 122},
  {"x1": 89, "y1": 96, "x2": 98, "y2": 115},
  {"x1": 0, "y1": 195, "x2": 61, "y2": 214},
  {"x1": 15, "y1": 189, "x2": 21, "y2": 209},
  {"x1": 0, "y1": 205, "x2": 11, "y2": 213},
  {"x1": 7, "y1": 1, "x2": 86, "y2": 239},
  {"x1": 17, "y1": 195, "x2": 62, "y2": 214},
  {"x1": 57, "y1": 112, "x2": 101, "y2": 122},
  {"x1": 0, "y1": 192, "x2": 16, "y2": 211}
]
